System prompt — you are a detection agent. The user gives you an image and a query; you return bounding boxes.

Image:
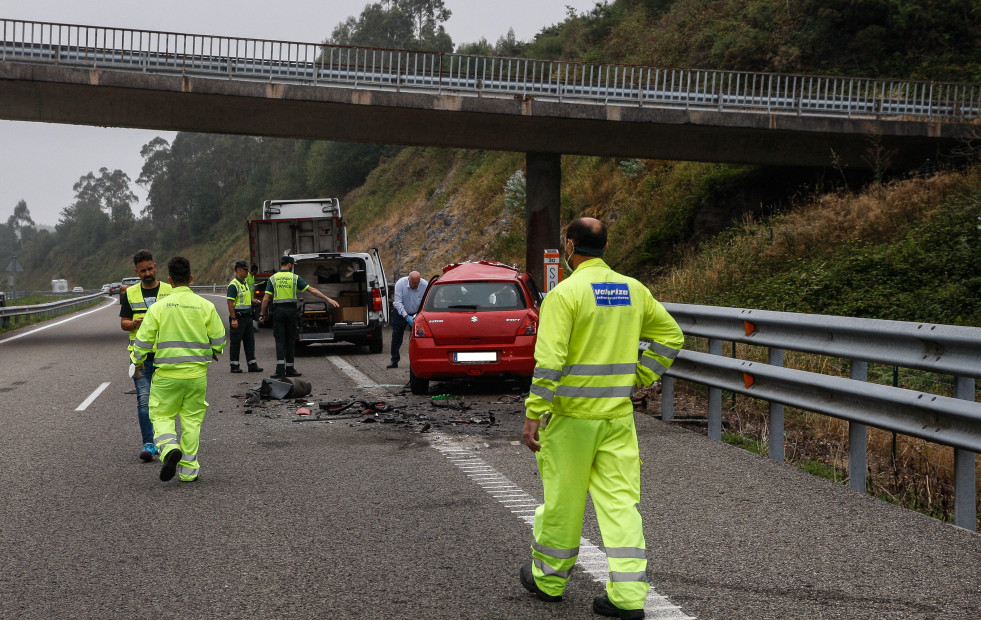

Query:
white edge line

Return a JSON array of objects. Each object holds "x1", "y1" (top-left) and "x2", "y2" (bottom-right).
[{"x1": 76, "y1": 382, "x2": 111, "y2": 411}]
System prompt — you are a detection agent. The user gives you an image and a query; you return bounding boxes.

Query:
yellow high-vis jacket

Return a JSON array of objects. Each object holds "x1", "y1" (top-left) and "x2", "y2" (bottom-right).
[
  {"x1": 130, "y1": 286, "x2": 226, "y2": 379},
  {"x1": 525, "y1": 258, "x2": 684, "y2": 421}
]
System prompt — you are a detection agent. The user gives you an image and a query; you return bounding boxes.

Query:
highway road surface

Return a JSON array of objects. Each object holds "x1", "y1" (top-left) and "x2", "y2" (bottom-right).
[{"x1": 0, "y1": 296, "x2": 977, "y2": 619}]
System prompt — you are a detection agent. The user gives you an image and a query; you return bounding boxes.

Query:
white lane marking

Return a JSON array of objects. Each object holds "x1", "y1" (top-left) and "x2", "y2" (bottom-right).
[
  {"x1": 325, "y1": 356, "x2": 695, "y2": 619},
  {"x1": 0, "y1": 298, "x2": 117, "y2": 344},
  {"x1": 327, "y1": 356, "x2": 390, "y2": 398},
  {"x1": 76, "y1": 382, "x2": 112, "y2": 411}
]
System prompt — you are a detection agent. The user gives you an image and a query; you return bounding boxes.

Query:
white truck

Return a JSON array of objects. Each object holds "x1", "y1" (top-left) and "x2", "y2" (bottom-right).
[{"x1": 247, "y1": 199, "x2": 389, "y2": 353}]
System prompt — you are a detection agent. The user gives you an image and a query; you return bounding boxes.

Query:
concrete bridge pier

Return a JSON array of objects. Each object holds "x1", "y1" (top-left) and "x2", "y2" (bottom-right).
[{"x1": 525, "y1": 152, "x2": 562, "y2": 288}]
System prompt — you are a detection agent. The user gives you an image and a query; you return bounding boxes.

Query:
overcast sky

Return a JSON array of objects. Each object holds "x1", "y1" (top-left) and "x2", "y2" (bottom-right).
[{"x1": 0, "y1": 0, "x2": 603, "y2": 226}]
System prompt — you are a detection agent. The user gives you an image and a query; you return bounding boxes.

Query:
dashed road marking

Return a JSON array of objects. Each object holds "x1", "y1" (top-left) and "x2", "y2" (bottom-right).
[{"x1": 76, "y1": 382, "x2": 111, "y2": 411}]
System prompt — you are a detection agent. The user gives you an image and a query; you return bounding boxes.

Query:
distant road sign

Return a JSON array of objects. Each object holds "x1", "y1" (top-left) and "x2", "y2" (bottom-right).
[{"x1": 5, "y1": 256, "x2": 23, "y2": 273}]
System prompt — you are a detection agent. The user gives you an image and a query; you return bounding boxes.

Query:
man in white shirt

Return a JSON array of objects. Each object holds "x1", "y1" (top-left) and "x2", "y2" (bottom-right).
[{"x1": 388, "y1": 270, "x2": 428, "y2": 369}]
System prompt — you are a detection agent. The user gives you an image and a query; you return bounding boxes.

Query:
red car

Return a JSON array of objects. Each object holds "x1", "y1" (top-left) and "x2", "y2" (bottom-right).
[{"x1": 408, "y1": 261, "x2": 543, "y2": 395}]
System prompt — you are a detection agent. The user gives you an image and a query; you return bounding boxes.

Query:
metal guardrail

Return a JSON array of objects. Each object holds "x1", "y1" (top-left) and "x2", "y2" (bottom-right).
[
  {"x1": 657, "y1": 303, "x2": 980, "y2": 530},
  {"x1": 2, "y1": 18, "x2": 979, "y2": 121},
  {"x1": 0, "y1": 291, "x2": 105, "y2": 324}
]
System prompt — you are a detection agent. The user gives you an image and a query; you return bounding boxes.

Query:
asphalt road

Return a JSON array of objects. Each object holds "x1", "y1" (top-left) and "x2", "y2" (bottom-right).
[{"x1": 0, "y1": 296, "x2": 978, "y2": 619}]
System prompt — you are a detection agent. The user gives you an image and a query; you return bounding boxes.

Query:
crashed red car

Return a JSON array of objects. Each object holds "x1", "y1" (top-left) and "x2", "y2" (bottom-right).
[{"x1": 408, "y1": 261, "x2": 542, "y2": 395}]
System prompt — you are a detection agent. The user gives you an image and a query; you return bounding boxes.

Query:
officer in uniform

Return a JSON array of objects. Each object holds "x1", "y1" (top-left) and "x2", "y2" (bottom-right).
[
  {"x1": 260, "y1": 255, "x2": 339, "y2": 379},
  {"x1": 519, "y1": 218, "x2": 684, "y2": 619},
  {"x1": 226, "y1": 260, "x2": 263, "y2": 373},
  {"x1": 131, "y1": 256, "x2": 225, "y2": 483}
]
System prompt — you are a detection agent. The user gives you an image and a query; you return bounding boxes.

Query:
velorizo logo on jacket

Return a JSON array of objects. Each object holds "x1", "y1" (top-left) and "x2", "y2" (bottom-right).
[{"x1": 591, "y1": 283, "x2": 631, "y2": 306}]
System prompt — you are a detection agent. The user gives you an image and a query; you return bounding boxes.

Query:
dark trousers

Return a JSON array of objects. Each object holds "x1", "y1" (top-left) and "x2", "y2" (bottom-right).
[
  {"x1": 273, "y1": 304, "x2": 298, "y2": 369},
  {"x1": 228, "y1": 311, "x2": 255, "y2": 365},
  {"x1": 390, "y1": 313, "x2": 409, "y2": 364}
]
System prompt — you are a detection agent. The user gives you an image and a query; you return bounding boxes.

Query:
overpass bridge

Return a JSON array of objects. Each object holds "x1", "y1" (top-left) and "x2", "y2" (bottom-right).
[{"x1": 1, "y1": 18, "x2": 979, "y2": 281}]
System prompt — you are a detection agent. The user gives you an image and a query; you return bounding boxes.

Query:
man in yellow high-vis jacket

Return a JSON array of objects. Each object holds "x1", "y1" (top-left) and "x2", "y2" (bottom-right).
[
  {"x1": 519, "y1": 218, "x2": 684, "y2": 619},
  {"x1": 131, "y1": 256, "x2": 226, "y2": 483}
]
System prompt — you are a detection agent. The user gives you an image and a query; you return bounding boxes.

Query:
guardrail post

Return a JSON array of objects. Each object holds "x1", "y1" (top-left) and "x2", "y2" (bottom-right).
[
  {"x1": 768, "y1": 347, "x2": 785, "y2": 462},
  {"x1": 954, "y1": 376, "x2": 977, "y2": 531},
  {"x1": 661, "y1": 375, "x2": 674, "y2": 421},
  {"x1": 849, "y1": 360, "x2": 868, "y2": 493},
  {"x1": 708, "y1": 338, "x2": 722, "y2": 440}
]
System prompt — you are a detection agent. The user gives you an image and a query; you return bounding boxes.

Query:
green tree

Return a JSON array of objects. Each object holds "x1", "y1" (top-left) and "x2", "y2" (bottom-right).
[
  {"x1": 328, "y1": 0, "x2": 453, "y2": 52},
  {"x1": 72, "y1": 168, "x2": 138, "y2": 223}
]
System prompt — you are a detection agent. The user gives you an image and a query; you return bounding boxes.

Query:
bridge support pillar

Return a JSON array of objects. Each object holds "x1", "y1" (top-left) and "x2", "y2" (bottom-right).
[
  {"x1": 954, "y1": 377, "x2": 977, "y2": 531},
  {"x1": 525, "y1": 152, "x2": 561, "y2": 288},
  {"x1": 848, "y1": 361, "x2": 869, "y2": 493}
]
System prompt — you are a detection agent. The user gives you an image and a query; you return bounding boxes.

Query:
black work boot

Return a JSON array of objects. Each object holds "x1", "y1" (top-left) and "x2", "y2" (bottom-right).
[
  {"x1": 285, "y1": 368, "x2": 302, "y2": 377},
  {"x1": 247, "y1": 362, "x2": 264, "y2": 373},
  {"x1": 270, "y1": 366, "x2": 286, "y2": 379},
  {"x1": 519, "y1": 562, "x2": 561, "y2": 602},
  {"x1": 160, "y1": 449, "x2": 183, "y2": 482},
  {"x1": 593, "y1": 594, "x2": 644, "y2": 619},
  {"x1": 230, "y1": 364, "x2": 243, "y2": 373}
]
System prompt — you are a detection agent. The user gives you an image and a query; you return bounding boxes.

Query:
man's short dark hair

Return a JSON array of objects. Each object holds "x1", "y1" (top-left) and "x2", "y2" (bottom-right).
[
  {"x1": 280, "y1": 255, "x2": 295, "y2": 266},
  {"x1": 168, "y1": 256, "x2": 191, "y2": 285},
  {"x1": 133, "y1": 249, "x2": 153, "y2": 265},
  {"x1": 250, "y1": 264, "x2": 258, "y2": 271},
  {"x1": 566, "y1": 218, "x2": 607, "y2": 254}
]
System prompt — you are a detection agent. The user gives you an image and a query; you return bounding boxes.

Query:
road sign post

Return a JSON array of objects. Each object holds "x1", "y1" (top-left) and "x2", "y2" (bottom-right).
[{"x1": 543, "y1": 249, "x2": 562, "y2": 293}]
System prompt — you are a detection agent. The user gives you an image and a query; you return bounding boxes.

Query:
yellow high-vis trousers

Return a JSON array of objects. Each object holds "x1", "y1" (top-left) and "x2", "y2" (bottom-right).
[
  {"x1": 531, "y1": 414, "x2": 650, "y2": 609},
  {"x1": 149, "y1": 375, "x2": 208, "y2": 482}
]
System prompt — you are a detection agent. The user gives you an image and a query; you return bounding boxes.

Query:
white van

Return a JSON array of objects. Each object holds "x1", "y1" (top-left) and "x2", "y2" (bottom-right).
[{"x1": 290, "y1": 250, "x2": 389, "y2": 353}]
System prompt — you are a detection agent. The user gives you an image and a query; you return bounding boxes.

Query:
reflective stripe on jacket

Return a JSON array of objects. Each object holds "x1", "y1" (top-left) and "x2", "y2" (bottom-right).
[
  {"x1": 525, "y1": 258, "x2": 684, "y2": 421},
  {"x1": 227, "y1": 277, "x2": 252, "y2": 312},
  {"x1": 130, "y1": 286, "x2": 226, "y2": 379},
  {"x1": 125, "y1": 282, "x2": 172, "y2": 351}
]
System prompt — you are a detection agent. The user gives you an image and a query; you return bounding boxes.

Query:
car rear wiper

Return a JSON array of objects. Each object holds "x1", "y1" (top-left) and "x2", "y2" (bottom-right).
[{"x1": 448, "y1": 304, "x2": 478, "y2": 310}]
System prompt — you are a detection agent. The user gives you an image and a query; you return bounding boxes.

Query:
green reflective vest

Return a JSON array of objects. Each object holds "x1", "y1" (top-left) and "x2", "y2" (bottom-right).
[
  {"x1": 267, "y1": 270, "x2": 306, "y2": 305},
  {"x1": 130, "y1": 286, "x2": 226, "y2": 379},
  {"x1": 228, "y1": 277, "x2": 252, "y2": 312},
  {"x1": 525, "y1": 258, "x2": 684, "y2": 421},
  {"x1": 125, "y1": 282, "x2": 172, "y2": 351}
]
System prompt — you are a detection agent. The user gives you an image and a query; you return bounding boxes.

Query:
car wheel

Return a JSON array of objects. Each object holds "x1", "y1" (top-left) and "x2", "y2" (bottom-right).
[{"x1": 409, "y1": 370, "x2": 429, "y2": 396}]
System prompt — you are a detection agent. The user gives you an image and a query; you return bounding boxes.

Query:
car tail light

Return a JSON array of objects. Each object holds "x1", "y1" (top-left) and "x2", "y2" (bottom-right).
[
  {"x1": 371, "y1": 287, "x2": 382, "y2": 312},
  {"x1": 414, "y1": 316, "x2": 433, "y2": 338},
  {"x1": 517, "y1": 313, "x2": 537, "y2": 335}
]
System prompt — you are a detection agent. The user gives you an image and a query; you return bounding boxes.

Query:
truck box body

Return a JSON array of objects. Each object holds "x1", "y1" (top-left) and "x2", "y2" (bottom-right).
[{"x1": 249, "y1": 199, "x2": 347, "y2": 276}]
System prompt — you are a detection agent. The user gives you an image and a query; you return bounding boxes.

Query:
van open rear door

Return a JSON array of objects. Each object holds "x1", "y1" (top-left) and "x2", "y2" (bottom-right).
[{"x1": 369, "y1": 247, "x2": 389, "y2": 325}]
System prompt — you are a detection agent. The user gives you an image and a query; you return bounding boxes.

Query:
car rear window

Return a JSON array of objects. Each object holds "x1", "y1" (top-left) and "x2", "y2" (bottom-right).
[{"x1": 426, "y1": 282, "x2": 526, "y2": 312}]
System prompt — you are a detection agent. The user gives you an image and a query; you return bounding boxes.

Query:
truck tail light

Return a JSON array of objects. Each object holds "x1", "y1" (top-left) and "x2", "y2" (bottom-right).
[
  {"x1": 414, "y1": 316, "x2": 433, "y2": 339},
  {"x1": 371, "y1": 287, "x2": 382, "y2": 312}
]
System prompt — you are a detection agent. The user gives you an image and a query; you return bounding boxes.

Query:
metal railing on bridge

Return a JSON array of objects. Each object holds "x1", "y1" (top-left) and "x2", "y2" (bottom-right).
[
  {"x1": 657, "y1": 303, "x2": 980, "y2": 530},
  {"x1": 2, "y1": 18, "x2": 980, "y2": 121}
]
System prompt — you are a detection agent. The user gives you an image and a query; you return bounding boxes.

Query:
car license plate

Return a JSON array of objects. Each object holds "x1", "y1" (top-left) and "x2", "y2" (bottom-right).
[{"x1": 454, "y1": 351, "x2": 497, "y2": 363}]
